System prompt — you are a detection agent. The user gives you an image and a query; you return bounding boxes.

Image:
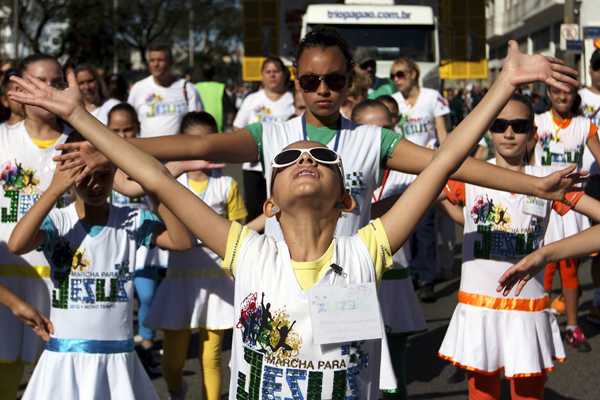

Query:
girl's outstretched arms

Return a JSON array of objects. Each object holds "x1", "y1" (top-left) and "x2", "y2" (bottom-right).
[
  {"x1": 8, "y1": 72, "x2": 231, "y2": 258},
  {"x1": 381, "y1": 41, "x2": 578, "y2": 254},
  {"x1": 0, "y1": 283, "x2": 53, "y2": 341}
]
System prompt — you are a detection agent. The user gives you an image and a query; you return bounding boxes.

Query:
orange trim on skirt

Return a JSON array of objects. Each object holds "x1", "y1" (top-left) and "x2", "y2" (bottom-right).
[{"x1": 458, "y1": 291, "x2": 549, "y2": 312}]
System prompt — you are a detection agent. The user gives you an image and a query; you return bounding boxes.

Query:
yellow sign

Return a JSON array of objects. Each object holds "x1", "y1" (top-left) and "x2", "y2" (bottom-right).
[
  {"x1": 242, "y1": 56, "x2": 295, "y2": 82},
  {"x1": 439, "y1": 59, "x2": 488, "y2": 80}
]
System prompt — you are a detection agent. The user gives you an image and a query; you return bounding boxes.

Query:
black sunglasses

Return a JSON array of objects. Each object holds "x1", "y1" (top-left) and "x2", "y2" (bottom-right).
[
  {"x1": 297, "y1": 73, "x2": 347, "y2": 92},
  {"x1": 390, "y1": 70, "x2": 407, "y2": 80},
  {"x1": 359, "y1": 60, "x2": 376, "y2": 70},
  {"x1": 489, "y1": 118, "x2": 532, "y2": 134}
]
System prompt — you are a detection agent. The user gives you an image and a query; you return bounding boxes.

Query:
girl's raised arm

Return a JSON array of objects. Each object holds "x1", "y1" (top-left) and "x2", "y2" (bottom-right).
[
  {"x1": 8, "y1": 73, "x2": 231, "y2": 258},
  {"x1": 381, "y1": 41, "x2": 578, "y2": 254}
]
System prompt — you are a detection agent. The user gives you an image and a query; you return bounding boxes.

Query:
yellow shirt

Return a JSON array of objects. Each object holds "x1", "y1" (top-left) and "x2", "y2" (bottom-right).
[
  {"x1": 223, "y1": 219, "x2": 393, "y2": 290},
  {"x1": 189, "y1": 177, "x2": 247, "y2": 222},
  {"x1": 31, "y1": 137, "x2": 60, "y2": 149}
]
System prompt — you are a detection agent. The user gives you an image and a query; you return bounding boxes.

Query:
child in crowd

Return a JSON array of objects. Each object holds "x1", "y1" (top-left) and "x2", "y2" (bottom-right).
[
  {"x1": 353, "y1": 99, "x2": 425, "y2": 400},
  {"x1": 106, "y1": 102, "x2": 168, "y2": 372},
  {"x1": 8, "y1": 37, "x2": 579, "y2": 399},
  {"x1": 7, "y1": 132, "x2": 192, "y2": 399},
  {"x1": 534, "y1": 85, "x2": 600, "y2": 351},
  {"x1": 340, "y1": 66, "x2": 371, "y2": 119},
  {"x1": 146, "y1": 112, "x2": 247, "y2": 400},
  {"x1": 0, "y1": 54, "x2": 72, "y2": 399},
  {"x1": 438, "y1": 94, "x2": 600, "y2": 399}
]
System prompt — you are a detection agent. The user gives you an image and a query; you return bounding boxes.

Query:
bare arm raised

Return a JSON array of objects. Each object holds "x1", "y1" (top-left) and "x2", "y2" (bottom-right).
[{"x1": 380, "y1": 41, "x2": 578, "y2": 253}]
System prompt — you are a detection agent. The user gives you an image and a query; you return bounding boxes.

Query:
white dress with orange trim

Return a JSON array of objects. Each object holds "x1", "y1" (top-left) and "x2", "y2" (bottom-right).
[
  {"x1": 534, "y1": 111, "x2": 596, "y2": 241},
  {"x1": 438, "y1": 162, "x2": 571, "y2": 378},
  {"x1": 145, "y1": 175, "x2": 236, "y2": 330},
  {"x1": 372, "y1": 170, "x2": 425, "y2": 334}
]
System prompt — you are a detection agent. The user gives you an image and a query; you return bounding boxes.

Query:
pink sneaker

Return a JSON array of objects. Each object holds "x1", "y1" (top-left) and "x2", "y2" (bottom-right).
[{"x1": 565, "y1": 326, "x2": 592, "y2": 353}]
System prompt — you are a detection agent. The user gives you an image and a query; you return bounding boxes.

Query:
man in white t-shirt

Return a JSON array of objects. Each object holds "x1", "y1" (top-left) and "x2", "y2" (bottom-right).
[
  {"x1": 128, "y1": 43, "x2": 203, "y2": 137},
  {"x1": 580, "y1": 49, "x2": 600, "y2": 325}
]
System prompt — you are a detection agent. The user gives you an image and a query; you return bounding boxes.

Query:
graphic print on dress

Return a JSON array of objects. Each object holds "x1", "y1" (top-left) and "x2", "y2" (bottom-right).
[
  {"x1": 470, "y1": 195, "x2": 543, "y2": 260},
  {"x1": 1, "y1": 160, "x2": 41, "y2": 223},
  {"x1": 234, "y1": 292, "x2": 370, "y2": 399},
  {"x1": 537, "y1": 131, "x2": 583, "y2": 166},
  {"x1": 47, "y1": 238, "x2": 130, "y2": 310},
  {"x1": 237, "y1": 292, "x2": 301, "y2": 361}
]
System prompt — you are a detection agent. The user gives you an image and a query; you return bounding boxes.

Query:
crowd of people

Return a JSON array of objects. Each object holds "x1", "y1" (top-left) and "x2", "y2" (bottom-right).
[{"x1": 0, "y1": 26, "x2": 599, "y2": 400}]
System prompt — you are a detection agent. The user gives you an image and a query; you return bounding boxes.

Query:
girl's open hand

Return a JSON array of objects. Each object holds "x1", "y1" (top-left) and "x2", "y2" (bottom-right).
[
  {"x1": 12, "y1": 301, "x2": 54, "y2": 342},
  {"x1": 8, "y1": 70, "x2": 83, "y2": 121},
  {"x1": 535, "y1": 164, "x2": 588, "y2": 201},
  {"x1": 501, "y1": 40, "x2": 579, "y2": 92},
  {"x1": 166, "y1": 160, "x2": 226, "y2": 178},
  {"x1": 497, "y1": 250, "x2": 547, "y2": 296},
  {"x1": 53, "y1": 141, "x2": 109, "y2": 184}
]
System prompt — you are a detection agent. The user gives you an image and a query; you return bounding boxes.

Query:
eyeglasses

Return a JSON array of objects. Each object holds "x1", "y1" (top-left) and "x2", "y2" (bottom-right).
[
  {"x1": 273, "y1": 147, "x2": 340, "y2": 168},
  {"x1": 270, "y1": 147, "x2": 345, "y2": 191},
  {"x1": 297, "y1": 73, "x2": 347, "y2": 92},
  {"x1": 390, "y1": 70, "x2": 407, "y2": 80},
  {"x1": 489, "y1": 118, "x2": 532, "y2": 134},
  {"x1": 359, "y1": 60, "x2": 376, "y2": 71}
]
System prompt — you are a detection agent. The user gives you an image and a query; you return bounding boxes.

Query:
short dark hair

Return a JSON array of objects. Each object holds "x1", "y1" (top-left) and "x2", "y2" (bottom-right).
[
  {"x1": 508, "y1": 93, "x2": 534, "y2": 123},
  {"x1": 17, "y1": 54, "x2": 61, "y2": 76},
  {"x1": 147, "y1": 43, "x2": 173, "y2": 62},
  {"x1": 179, "y1": 111, "x2": 218, "y2": 134},
  {"x1": 376, "y1": 95, "x2": 399, "y2": 115},
  {"x1": 0, "y1": 68, "x2": 19, "y2": 96},
  {"x1": 107, "y1": 103, "x2": 139, "y2": 125},
  {"x1": 295, "y1": 27, "x2": 354, "y2": 73},
  {"x1": 351, "y1": 99, "x2": 392, "y2": 124}
]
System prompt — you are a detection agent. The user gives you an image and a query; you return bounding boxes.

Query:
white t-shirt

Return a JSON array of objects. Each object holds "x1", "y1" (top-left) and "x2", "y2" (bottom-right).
[
  {"x1": 127, "y1": 76, "x2": 203, "y2": 137},
  {"x1": 90, "y1": 98, "x2": 121, "y2": 125},
  {"x1": 579, "y1": 87, "x2": 600, "y2": 174},
  {"x1": 40, "y1": 204, "x2": 161, "y2": 341},
  {"x1": 392, "y1": 87, "x2": 449, "y2": 147},
  {"x1": 233, "y1": 89, "x2": 294, "y2": 172}
]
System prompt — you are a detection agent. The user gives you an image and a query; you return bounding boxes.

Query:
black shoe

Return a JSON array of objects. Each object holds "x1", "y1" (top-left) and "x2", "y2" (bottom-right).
[
  {"x1": 419, "y1": 284, "x2": 436, "y2": 303},
  {"x1": 446, "y1": 367, "x2": 466, "y2": 384},
  {"x1": 136, "y1": 346, "x2": 162, "y2": 376}
]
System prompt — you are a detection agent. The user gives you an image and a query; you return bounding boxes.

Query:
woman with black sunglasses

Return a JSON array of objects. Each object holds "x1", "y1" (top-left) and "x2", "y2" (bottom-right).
[
  {"x1": 532, "y1": 83, "x2": 600, "y2": 353},
  {"x1": 390, "y1": 56, "x2": 451, "y2": 302}
]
